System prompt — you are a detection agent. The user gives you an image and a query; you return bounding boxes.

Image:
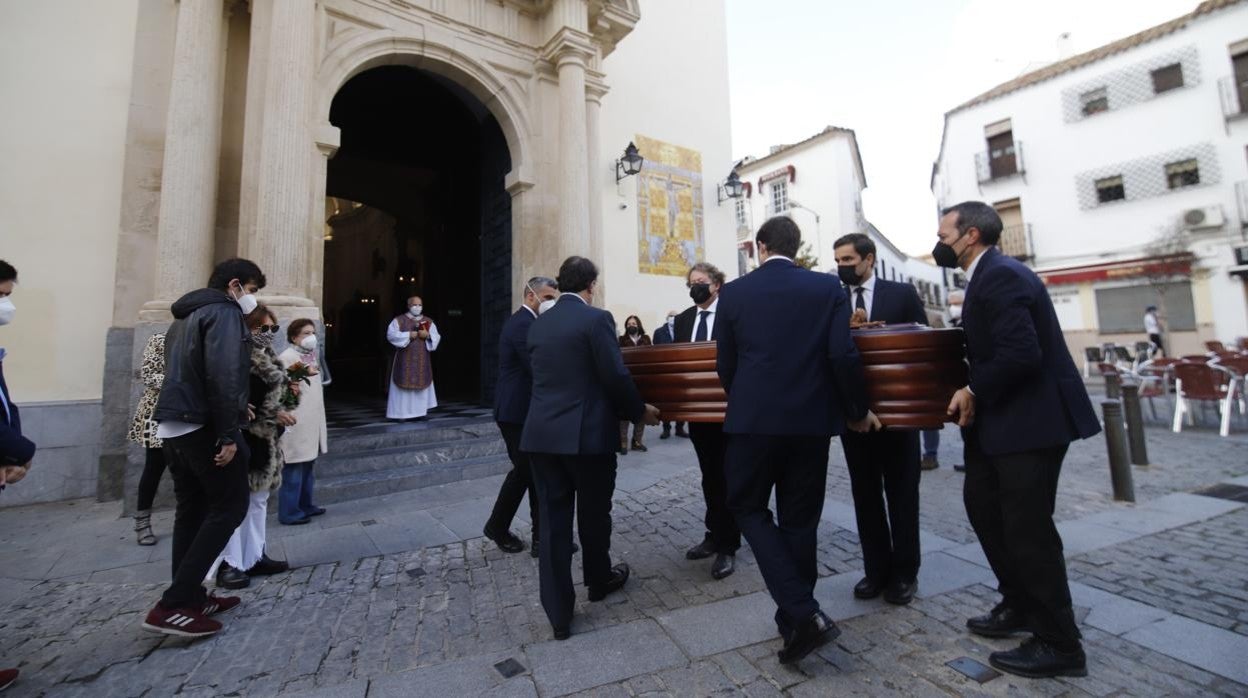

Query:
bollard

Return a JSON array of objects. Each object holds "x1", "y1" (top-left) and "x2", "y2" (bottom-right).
[
  {"x1": 1101, "y1": 400, "x2": 1135, "y2": 502},
  {"x1": 1121, "y1": 383, "x2": 1149, "y2": 466},
  {"x1": 1105, "y1": 372, "x2": 1122, "y2": 399}
]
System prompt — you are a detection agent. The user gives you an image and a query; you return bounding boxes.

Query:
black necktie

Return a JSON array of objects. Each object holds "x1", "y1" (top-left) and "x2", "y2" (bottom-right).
[
  {"x1": 694, "y1": 310, "x2": 710, "y2": 341},
  {"x1": 854, "y1": 287, "x2": 866, "y2": 317}
]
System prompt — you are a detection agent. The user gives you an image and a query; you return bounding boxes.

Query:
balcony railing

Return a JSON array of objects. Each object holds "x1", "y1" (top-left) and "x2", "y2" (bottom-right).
[
  {"x1": 974, "y1": 141, "x2": 1025, "y2": 184},
  {"x1": 999, "y1": 223, "x2": 1033, "y2": 261},
  {"x1": 1237, "y1": 180, "x2": 1248, "y2": 229},
  {"x1": 1219, "y1": 75, "x2": 1247, "y2": 120}
]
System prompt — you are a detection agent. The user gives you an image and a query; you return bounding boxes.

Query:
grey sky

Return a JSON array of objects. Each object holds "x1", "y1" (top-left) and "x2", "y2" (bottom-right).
[{"x1": 725, "y1": 0, "x2": 1196, "y2": 256}]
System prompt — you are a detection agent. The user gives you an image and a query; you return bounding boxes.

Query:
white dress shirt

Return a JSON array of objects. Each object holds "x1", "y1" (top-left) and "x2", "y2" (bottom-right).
[
  {"x1": 691, "y1": 297, "x2": 719, "y2": 341},
  {"x1": 964, "y1": 248, "x2": 988, "y2": 283},
  {"x1": 846, "y1": 273, "x2": 877, "y2": 321}
]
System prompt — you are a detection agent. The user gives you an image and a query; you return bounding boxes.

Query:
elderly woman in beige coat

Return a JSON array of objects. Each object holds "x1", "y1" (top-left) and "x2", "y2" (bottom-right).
[{"x1": 277, "y1": 318, "x2": 329, "y2": 525}]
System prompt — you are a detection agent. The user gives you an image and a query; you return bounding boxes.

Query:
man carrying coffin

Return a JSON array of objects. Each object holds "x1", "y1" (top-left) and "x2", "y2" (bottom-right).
[
  {"x1": 834, "y1": 233, "x2": 929, "y2": 606},
  {"x1": 386, "y1": 295, "x2": 441, "y2": 420},
  {"x1": 938, "y1": 201, "x2": 1100, "y2": 679}
]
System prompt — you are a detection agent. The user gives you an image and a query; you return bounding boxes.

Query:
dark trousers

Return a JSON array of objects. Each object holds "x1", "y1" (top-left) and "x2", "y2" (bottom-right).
[
  {"x1": 136, "y1": 446, "x2": 168, "y2": 512},
  {"x1": 529, "y1": 452, "x2": 617, "y2": 630},
  {"x1": 1149, "y1": 333, "x2": 1165, "y2": 357},
  {"x1": 921, "y1": 428, "x2": 940, "y2": 458},
  {"x1": 486, "y1": 422, "x2": 538, "y2": 538},
  {"x1": 161, "y1": 428, "x2": 251, "y2": 609},
  {"x1": 963, "y1": 428, "x2": 1081, "y2": 649},
  {"x1": 724, "y1": 434, "x2": 830, "y2": 635},
  {"x1": 689, "y1": 422, "x2": 740, "y2": 554},
  {"x1": 841, "y1": 430, "x2": 921, "y2": 584}
]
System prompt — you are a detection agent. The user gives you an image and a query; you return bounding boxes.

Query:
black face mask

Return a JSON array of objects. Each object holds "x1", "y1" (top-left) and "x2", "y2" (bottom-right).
[
  {"x1": 837, "y1": 264, "x2": 864, "y2": 287},
  {"x1": 627, "y1": 326, "x2": 639, "y2": 336},
  {"x1": 932, "y1": 236, "x2": 964, "y2": 269},
  {"x1": 689, "y1": 283, "x2": 712, "y2": 304}
]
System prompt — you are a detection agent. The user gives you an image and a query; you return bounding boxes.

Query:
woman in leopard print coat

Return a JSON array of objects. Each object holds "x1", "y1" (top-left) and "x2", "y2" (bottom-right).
[{"x1": 127, "y1": 332, "x2": 166, "y2": 546}]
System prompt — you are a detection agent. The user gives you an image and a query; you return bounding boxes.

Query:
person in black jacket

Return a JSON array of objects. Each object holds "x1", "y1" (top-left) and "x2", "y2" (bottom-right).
[
  {"x1": 833, "y1": 233, "x2": 928, "y2": 606},
  {"x1": 483, "y1": 276, "x2": 559, "y2": 556},
  {"x1": 938, "y1": 202, "x2": 1100, "y2": 678},
  {"x1": 141, "y1": 258, "x2": 265, "y2": 639},
  {"x1": 717, "y1": 217, "x2": 877, "y2": 665},
  {"x1": 0, "y1": 260, "x2": 34, "y2": 481},
  {"x1": 521, "y1": 256, "x2": 660, "y2": 640},
  {"x1": 673, "y1": 262, "x2": 739, "y2": 581}
]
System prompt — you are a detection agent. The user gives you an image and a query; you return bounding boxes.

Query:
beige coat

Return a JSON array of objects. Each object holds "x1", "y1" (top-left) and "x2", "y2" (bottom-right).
[{"x1": 277, "y1": 347, "x2": 329, "y2": 463}]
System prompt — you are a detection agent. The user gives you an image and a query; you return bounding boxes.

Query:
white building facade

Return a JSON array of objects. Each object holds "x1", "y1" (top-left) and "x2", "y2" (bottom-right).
[
  {"x1": 931, "y1": 0, "x2": 1248, "y2": 357},
  {"x1": 732, "y1": 127, "x2": 948, "y2": 312}
]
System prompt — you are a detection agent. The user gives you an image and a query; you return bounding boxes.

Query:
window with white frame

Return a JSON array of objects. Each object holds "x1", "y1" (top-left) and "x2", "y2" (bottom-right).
[
  {"x1": 769, "y1": 180, "x2": 788, "y2": 216},
  {"x1": 734, "y1": 198, "x2": 748, "y2": 228}
]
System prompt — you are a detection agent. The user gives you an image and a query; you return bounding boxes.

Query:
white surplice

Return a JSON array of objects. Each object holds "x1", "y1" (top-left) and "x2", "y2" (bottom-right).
[{"x1": 386, "y1": 316, "x2": 442, "y2": 419}]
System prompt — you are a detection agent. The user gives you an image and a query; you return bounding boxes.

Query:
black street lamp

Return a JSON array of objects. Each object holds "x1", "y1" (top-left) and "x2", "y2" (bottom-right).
[
  {"x1": 615, "y1": 141, "x2": 644, "y2": 182},
  {"x1": 717, "y1": 170, "x2": 744, "y2": 205}
]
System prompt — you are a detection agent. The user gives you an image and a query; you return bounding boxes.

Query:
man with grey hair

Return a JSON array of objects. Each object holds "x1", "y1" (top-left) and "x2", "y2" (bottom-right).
[{"x1": 484, "y1": 276, "x2": 559, "y2": 555}]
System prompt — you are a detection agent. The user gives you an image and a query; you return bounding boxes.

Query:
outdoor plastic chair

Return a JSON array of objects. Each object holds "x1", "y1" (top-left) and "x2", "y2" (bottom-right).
[{"x1": 1172, "y1": 362, "x2": 1238, "y2": 437}]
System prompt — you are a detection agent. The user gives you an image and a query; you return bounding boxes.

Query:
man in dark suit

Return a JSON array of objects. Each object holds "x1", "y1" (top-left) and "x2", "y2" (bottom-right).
[
  {"x1": 938, "y1": 201, "x2": 1101, "y2": 679},
  {"x1": 717, "y1": 217, "x2": 877, "y2": 665},
  {"x1": 673, "y1": 262, "x2": 739, "y2": 581},
  {"x1": 484, "y1": 276, "x2": 559, "y2": 555},
  {"x1": 833, "y1": 233, "x2": 928, "y2": 606},
  {"x1": 521, "y1": 256, "x2": 660, "y2": 640}
]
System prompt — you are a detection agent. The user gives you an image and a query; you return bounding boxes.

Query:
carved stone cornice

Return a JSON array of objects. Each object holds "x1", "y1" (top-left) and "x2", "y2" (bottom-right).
[
  {"x1": 587, "y1": 0, "x2": 638, "y2": 58},
  {"x1": 539, "y1": 26, "x2": 596, "y2": 68}
]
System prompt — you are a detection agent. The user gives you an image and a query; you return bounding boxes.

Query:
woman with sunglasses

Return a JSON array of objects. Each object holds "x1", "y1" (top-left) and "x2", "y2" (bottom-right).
[{"x1": 212, "y1": 305, "x2": 295, "y2": 589}]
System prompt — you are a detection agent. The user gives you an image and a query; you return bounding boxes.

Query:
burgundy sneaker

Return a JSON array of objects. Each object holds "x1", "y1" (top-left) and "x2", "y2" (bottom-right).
[
  {"x1": 0, "y1": 668, "x2": 18, "y2": 692},
  {"x1": 203, "y1": 593, "x2": 241, "y2": 616},
  {"x1": 141, "y1": 603, "x2": 222, "y2": 638}
]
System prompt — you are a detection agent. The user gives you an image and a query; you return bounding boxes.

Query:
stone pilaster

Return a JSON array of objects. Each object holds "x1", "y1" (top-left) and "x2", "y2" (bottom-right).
[
  {"x1": 586, "y1": 75, "x2": 608, "y2": 301},
  {"x1": 139, "y1": 0, "x2": 228, "y2": 320},
  {"x1": 543, "y1": 28, "x2": 596, "y2": 261}
]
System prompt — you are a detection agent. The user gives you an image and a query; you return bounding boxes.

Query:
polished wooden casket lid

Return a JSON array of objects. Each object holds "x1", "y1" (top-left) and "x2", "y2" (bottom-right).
[{"x1": 620, "y1": 324, "x2": 967, "y2": 429}]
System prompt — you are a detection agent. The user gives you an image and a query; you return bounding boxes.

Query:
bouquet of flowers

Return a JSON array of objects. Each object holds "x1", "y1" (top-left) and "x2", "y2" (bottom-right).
[{"x1": 281, "y1": 361, "x2": 314, "y2": 410}]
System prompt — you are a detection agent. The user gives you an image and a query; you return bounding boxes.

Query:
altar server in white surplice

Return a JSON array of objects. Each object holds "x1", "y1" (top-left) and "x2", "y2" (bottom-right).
[{"x1": 386, "y1": 295, "x2": 442, "y2": 420}]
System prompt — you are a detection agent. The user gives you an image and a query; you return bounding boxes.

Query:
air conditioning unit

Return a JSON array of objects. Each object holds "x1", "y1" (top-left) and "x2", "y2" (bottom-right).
[{"x1": 1181, "y1": 206, "x2": 1224, "y2": 230}]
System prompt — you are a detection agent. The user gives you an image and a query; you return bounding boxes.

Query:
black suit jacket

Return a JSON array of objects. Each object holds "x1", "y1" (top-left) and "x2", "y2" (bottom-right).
[
  {"x1": 652, "y1": 324, "x2": 675, "y2": 345},
  {"x1": 521, "y1": 295, "x2": 646, "y2": 455},
  {"x1": 0, "y1": 356, "x2": 36, "y2": 466},
  {"x1": 962, "y1": 248, "x2": 1101, "y2": 455},
  {"x1": 673, "y1": 303, "x2": 719, "y2": 343},
  {"x1": 850, "y1": 278, "x2": 928, "y2": 326},
  {"x1": 716, "y1": 259, "x2": 868, "y2": 436},
  {"x1": 493, "y1": 307, "x2": 537, "y2": 425}
]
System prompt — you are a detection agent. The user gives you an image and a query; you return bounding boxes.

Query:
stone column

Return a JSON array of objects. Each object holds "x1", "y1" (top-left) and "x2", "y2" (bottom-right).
[
  {"x1": 549, "y1": 33, "x2": 594, "y2": 257},
  {"x1": 238, "y1": 0, "x2": 317, "y2": 311},
  {"x1": 140, "y1": 0, "x2": 228, "y2": 320},
  {"x1": 585, "y1": 79, "x2": 607, "y2": 300}
]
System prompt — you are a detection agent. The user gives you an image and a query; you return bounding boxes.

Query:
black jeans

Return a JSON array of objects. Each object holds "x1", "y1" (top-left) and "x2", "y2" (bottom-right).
[
  {"x1": 136, "y1": 446, "x2": 168, "y2": 512},
  {"x1": 689, "y1": 422, "x2": 740, "y2": 554},
  {"x1": 724, "y1": 434, "x2": 830, "y2": 636},
  {"x1": 529, "y1": 452, "x2": 617, "y2": 631},
  {"x1": 963, "y1": 428, "x2": 1081, "y2": 649},
  {"x1": 841, "y1": 429, "x2": 921, "y2": 584},
  {"x1": 486, "y1": 422, "x2": 539, "y2": 538},
  {"x1": 161, "y1": 428, "x2": 250, "y2": 609}
]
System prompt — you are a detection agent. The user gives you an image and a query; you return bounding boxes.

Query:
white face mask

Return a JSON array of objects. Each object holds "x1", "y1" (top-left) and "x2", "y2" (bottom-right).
[
  {"x1": 299, "y1": 335, "x2": 318, "y2": 352},
  {"x1": 230, "y1": 283, "x2": 258, "y2": 315},
  {"x1": 0, "y1": 298, "x2": 14, "y2": 326},
  {"x1": 409, "y1": 305, "x2": 422, "y2": 317},
  {"x1": 949, "y1": 304, "x2": 963, "y2": 320},
  {"x1": 538, "y1": 299, "x2": 556, "y2": 315}
]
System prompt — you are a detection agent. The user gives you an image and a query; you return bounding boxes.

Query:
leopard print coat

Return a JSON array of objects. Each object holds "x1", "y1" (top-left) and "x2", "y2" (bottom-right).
[
  {"x1": 127, "y1": 333, "x2": 165, "y2": 449},
  {"x1": 245, "y1": 345, "x2": 288, "y2": 492}
]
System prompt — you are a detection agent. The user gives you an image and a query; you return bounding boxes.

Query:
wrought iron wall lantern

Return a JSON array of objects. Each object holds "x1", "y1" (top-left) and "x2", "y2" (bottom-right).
[
  {"x1": 717, "y1": 171, "x2": 744, "y2": 205},
  {"x1": 615, "y1": 141, "x2": 644, "y2": 182}
]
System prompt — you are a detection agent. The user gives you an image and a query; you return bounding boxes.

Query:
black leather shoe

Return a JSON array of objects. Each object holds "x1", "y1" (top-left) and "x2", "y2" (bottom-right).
[
  {"x1": 587, "y1": 563, "x2": 630, "y2": 601},
  {"x1": 686, "y1": 538, "x2": 715, "y2": 560},
  {"x1": 660, "y1": 427, "x2": 671, "y2": 439},
  {"x1": 884, "y1": 579, "x2": 917, "y2": 605},
  {"x1": 989, "y1": 638, "x2": 1087, "y2": 678},
  {"x1": 247, "y1": 554, "x2": 290, "y2": 576},
  {"x1": 711, "y1": 554, "x2": 735, "y2": 580},
  {"x1": 675, "y1": 427, "x2": 689, "y2": 438},
  {"x1": 552, "y1": 626, "x2": 570, "y2": 641},
  {"x1": 967, "y1": 603, "x2": 1032, "y2": 638},
  {"x1": 216, "y1": 563, "x2": 250, "y2": 590},
  {"x1": 778, "y1": 611, "x2": 840, "y2": 664},
  {"x1": 853, "y1": 577, "x2": 885, "y2": 599},
  {"x1": 953, "y1": 464, "x2": 966, "y2": 472},
  {"x1": 306, "y1": 506, "x2": 327, "y2": 517},
  {"x1": 484, "y1": 525, "x2": 526, "y2": 554},
  {"x1": 617, "y1": 446, "x2": 628, "y2": 456},
  {"x1": 630, "y1": 441, "x2": 647, "y2": 453}
]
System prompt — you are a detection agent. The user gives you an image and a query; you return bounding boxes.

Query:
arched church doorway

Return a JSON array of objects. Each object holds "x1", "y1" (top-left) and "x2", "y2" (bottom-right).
[{"x1": 321, "y1": 65, "x2": 512, "y2": 416}]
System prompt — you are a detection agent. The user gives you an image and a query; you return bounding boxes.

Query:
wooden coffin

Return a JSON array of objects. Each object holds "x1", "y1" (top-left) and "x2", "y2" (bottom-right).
[{"x1": 620, "y1": 324, "x2": 967, "y2": 429}]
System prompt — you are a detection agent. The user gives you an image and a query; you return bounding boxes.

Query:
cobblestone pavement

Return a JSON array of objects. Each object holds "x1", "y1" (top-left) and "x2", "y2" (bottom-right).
[{"x1": 1, "y1": 422, "x2": 1246, "y2": 697}]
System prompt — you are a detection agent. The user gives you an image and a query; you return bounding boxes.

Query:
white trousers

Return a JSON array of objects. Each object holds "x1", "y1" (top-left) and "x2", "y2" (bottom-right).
[{"x1": 210, "y1": 490, "x2": 269, "y2": 576}]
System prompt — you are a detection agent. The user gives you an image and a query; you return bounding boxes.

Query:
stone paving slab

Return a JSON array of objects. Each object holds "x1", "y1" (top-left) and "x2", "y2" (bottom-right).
[
  {"x1": 279, "y1": 679, "x2": 369, "y2": 698},
  {"x1": 1139, "y1": 491, "x2": 1244, "y2": 518},
  {"x1": 1123, "y1": 614, "x2": 1248, "y2": 685},
  {"x1": 367, "y1": 650, "x2": 531, "y2": 697},
  {"x1": 1070, "y1": 581, "x2": 1171, "y2": 636},
  {"x1": 1054, "y1": 520, "x2": 1139, "y2": 555},
  {"x1": 280, "y1": 523, "x2": 381, "y2": 567},
  {"x1": 914, "y1": 551, "x2": 995, "y2": 599},
  {"x1": 426, "y1": 496, "x2": 497, "y2": 540},
  {"x1": 362, "y1": 509, "x2": 460, "y2": 555},
  {"x1": 523, "y1": 619, "x2": 687, "y2": 696},
  {"x1": 655, "y1": 590, "x2": 776, "y2": 658}
]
